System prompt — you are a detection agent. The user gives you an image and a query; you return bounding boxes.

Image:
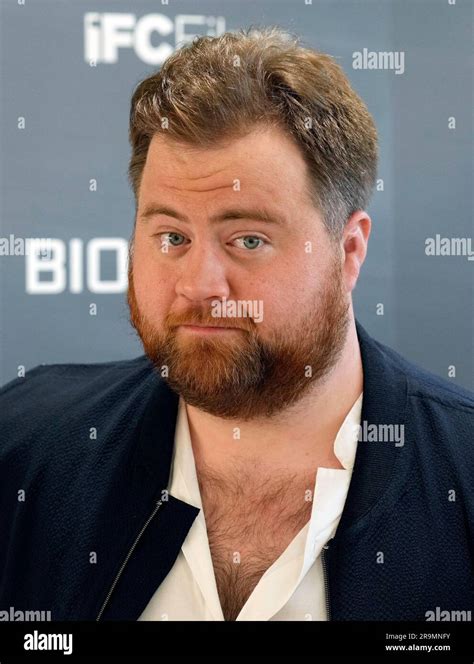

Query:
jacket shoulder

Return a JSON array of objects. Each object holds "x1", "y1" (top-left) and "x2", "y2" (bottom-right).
[
  {"x1": 369, "y1": 331, "x2": 473, "y2": 469},
  {"x1": 359, "y1": 325, "x2": 474, "y2": 503},
  {"x1": 0, "y1": 355, "x2": 152, "y2": 399},
  {"x1": 380, "y1": 339, "x2": 473, "y2": 411},
  {"x1": 0, "y1": 355, "x2": 156, "y2": 460}
]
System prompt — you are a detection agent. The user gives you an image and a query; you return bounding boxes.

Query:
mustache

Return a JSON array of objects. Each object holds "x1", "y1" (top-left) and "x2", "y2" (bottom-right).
[{"x1": 165, "y1": 308, "x2": 256, "y2": 331}]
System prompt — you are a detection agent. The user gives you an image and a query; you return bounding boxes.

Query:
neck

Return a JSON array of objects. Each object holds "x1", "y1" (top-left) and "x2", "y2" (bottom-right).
[{"x1": 184, "y1": 314, "x2": 363, "y2": 476}]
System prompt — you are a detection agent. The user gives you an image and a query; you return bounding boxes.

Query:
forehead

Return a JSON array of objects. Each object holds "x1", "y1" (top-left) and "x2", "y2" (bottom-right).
[{"x1": 139, "y1": 125, "x2": 312, "y2": 207}]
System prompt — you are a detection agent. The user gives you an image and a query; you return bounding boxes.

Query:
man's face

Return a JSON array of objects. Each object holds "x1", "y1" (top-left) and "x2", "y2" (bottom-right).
[{"x1": 128, "y1": 125, "x2": 351, "y2": 420}]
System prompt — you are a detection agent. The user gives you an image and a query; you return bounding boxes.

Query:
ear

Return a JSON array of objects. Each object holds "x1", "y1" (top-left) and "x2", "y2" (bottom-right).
[{"x1": 341, "y1": 211, "x2": 371, "y2": 293}]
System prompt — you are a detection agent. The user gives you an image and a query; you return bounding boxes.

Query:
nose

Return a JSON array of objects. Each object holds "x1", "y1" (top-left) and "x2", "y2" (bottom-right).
[{"x1": 175, "y1": 241, "x2": 230, "y2": 304}]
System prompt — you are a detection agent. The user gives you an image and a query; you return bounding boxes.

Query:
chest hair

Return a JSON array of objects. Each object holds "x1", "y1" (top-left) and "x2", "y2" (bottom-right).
[{"x1": 196, "y1": 461, "x2": 316, "y2": 621}]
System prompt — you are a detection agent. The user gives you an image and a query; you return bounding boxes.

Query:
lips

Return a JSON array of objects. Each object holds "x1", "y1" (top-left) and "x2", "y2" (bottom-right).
[
  {"x1": 178, "y1": 323, "x2": 242, "y2": 333},
  {"x1": 179, "y1": 323, "x2": 240, "y2": 330},
  {"x1": 181, "y1": 323, "x2": 237, "y2": 329}
]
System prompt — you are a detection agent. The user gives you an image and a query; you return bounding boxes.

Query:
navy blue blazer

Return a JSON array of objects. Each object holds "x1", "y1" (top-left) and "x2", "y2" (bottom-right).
[{"x1": 0, "y1": 321, "x2": 473, "y2": 620}]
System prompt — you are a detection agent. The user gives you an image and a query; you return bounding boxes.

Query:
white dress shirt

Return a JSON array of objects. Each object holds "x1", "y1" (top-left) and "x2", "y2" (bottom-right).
[{"x1": 139, "y1": 392, "x2": 363, "y2": 621}]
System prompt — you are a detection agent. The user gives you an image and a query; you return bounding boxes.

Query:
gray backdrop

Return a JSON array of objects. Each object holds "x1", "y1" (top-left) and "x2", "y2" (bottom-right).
[{"x1": 1, "y1": 0, "x2": 472, "y2": 390}]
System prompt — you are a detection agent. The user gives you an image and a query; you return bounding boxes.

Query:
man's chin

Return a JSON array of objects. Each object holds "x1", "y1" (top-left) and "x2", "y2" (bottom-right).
[
  {"x1": 144, "y1": 335, "x2": 266, "y2": 418},
  {"x1": 156, "y1": 364, "x2": 262, "y2": 419}
]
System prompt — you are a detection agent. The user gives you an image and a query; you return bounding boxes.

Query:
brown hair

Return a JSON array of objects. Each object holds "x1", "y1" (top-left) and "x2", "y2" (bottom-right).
[{"x1": 128, "y1": 25, "x2": 378, "y2": 238}]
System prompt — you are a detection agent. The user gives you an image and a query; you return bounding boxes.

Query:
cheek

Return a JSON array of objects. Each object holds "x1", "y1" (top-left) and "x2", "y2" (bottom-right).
[
  {"x1": 265, "y1": 255, "x2": 331, "y2": 328},
  {"x1": 253, "y1": 273, "x2": 314, "y2": 331},
  {"x1": 132, "y1": 246, "x2": 174, "y2": 320}
]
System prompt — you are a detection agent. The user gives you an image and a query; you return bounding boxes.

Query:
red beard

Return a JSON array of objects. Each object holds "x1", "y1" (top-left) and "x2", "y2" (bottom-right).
[{"x1": 127, "y1": 257, "x2": 349, "y2": 420}]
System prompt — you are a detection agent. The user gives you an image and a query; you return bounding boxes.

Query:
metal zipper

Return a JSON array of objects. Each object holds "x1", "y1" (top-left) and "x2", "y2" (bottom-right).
[
  {"x1": 321, "y1": 540, "x2": 332, "y2": 621},
  {"x1": 96, "y1": 498, "x2": 164, "y2": 621}
]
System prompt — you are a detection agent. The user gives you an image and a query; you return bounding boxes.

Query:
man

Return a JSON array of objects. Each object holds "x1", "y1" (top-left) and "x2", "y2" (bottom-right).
[{"x1": 0, "y1": 27, "x2": 473, "y2": 622}]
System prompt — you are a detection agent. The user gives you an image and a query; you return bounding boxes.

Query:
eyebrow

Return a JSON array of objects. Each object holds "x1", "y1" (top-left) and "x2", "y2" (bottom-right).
[{"x1": 138, "y1": 204, "x2": 287, "y2": 227}]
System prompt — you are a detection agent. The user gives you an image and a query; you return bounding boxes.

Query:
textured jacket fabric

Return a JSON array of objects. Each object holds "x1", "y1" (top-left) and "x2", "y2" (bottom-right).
[{"x1": 0, "y1": 321, "x2": 473, "y2": 620}]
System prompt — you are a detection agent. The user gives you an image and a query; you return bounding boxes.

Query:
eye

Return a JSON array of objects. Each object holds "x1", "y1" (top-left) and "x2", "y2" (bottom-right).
[
  {"x1": 159, "y1": 232, "x2": 186, "y2": 247},
  {"x1": 233, "y1": 236, "x2": 265, "y2": 250}
]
